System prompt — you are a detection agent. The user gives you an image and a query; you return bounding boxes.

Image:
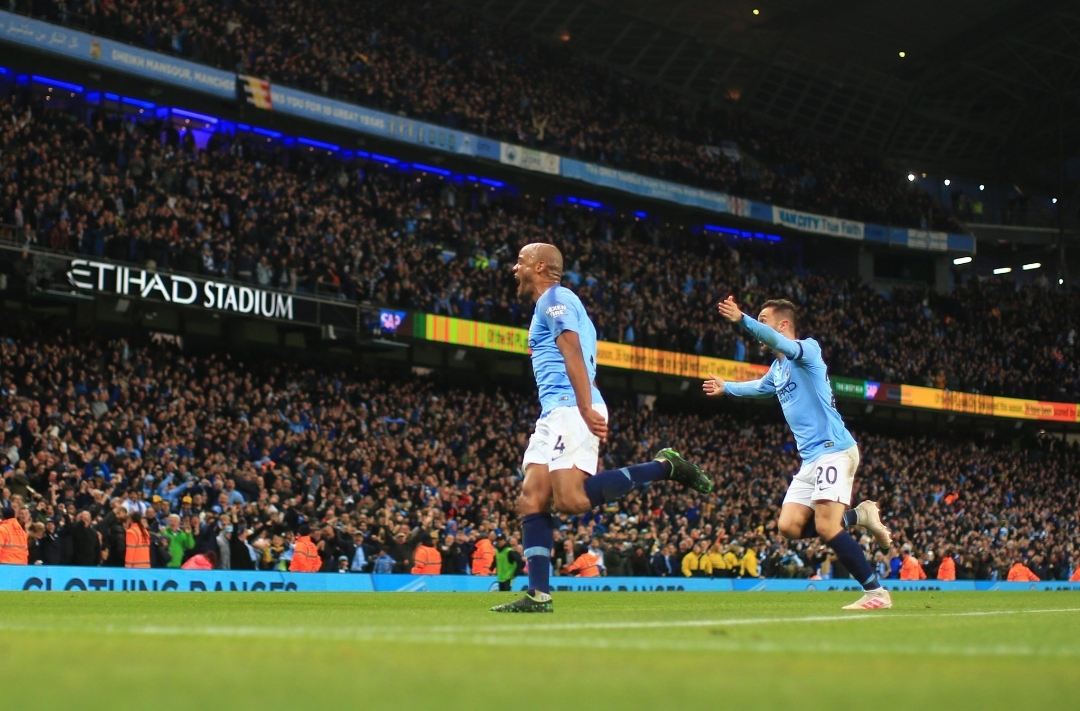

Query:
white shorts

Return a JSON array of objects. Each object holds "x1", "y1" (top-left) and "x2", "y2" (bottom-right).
[
  {"x1": 521, "y1": 404, "x2": 607, "y2": 475},
  {"x1": 783, "y1": 445, "x2": 860, "y2": 508}
]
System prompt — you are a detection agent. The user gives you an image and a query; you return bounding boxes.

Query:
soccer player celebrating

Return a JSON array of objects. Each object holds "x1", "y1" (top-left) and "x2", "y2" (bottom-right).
[
  {"x1": 491, "y1": 243, "x2": 712, "y2": 613},
  {"x1": 704, "y1": 296, "x2": 893, "y2": 610}
]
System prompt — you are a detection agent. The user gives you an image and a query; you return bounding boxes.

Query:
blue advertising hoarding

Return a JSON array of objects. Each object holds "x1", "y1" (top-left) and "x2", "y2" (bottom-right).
[{"x1": 3, "y1": 566, "x2": 1077, "y2": 593}]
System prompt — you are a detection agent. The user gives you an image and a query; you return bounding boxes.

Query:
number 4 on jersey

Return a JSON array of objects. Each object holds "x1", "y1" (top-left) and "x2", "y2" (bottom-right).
[{"x1": 553, "y1": 435, "x2": 566, "y2": 453}]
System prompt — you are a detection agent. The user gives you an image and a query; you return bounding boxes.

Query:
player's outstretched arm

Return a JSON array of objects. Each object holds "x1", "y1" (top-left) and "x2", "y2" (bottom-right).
[
  {"x1": 702, "y1": 372, "x2": 725, "y2": 396},
  {"x1": 703, "y1": 370, "x2": 776, "y2": 399},
  {"x1": 718, "y1": 295, "x2": 800, "y2": 359},
  {"x1": 555, "y1": 330, "x2": 608, "y2": 441}
]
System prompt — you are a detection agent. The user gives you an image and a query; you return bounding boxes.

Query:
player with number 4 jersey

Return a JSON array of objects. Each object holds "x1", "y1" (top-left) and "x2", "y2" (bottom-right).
[
  {"x1": 703, "y1": 296, "x2": 894, "y2": 611},
  {"x1": 490, "y1": 243, "x2": 712, "y2": 613}
]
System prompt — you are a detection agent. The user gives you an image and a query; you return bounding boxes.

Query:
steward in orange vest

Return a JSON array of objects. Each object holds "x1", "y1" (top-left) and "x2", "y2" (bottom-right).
[
  {"x1": 471, "y1": 534, "x2": 496, "y2": 576},
  {"x1": 124, "y1": 513, "x2": 152, "y2": 568},
  {"x1": 936, "y1": 555, "x2": 956, "y2": 581},
  {"x1": 411, "y1": 535, "x2": 442, "y2": 574},
  {"x1": 562, "y1": 550, "x2": 603, "y2": 577},
  {"x1": 289, "y1": 525, "x2": 322, "y2": 572},
  {"x1": 1070, "y1": 566, "x2": 1080, "y2": 582},
  {"x1": 1007, "y1": 561, "x2": 1040, "y2": 582},
  {"x1": 1, "y1": 509, "x2": 44, "y2": 565},
  {"x1": 899, "y1": 550, "x2": 926, "y2": 580}
]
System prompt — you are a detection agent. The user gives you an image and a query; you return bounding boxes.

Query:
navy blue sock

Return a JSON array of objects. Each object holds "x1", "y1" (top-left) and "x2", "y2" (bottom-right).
[
  {"x1": 522, "y1": 513, "x2": 553, "y2": 595},
  {"x1": 584, "y1": 461, "x2": 670, "y2": 508},
  {"x1": 828, "y1": 530, "x2": 881, "y2": 591},
  {"x1": 842, "y1": 509, "x2": 858, "y2": 528}
]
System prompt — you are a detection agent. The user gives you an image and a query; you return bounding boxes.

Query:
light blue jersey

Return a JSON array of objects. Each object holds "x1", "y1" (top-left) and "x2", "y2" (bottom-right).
[
  {"x1": 725, "y1": 314, "x2": 856, "y2": 462},
  {"x1": 529, "y1": 285, "x2": 605, "y2": 414}
]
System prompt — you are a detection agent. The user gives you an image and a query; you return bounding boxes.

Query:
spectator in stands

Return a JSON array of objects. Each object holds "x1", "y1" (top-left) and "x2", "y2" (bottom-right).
[
  {"x1": 1006, "y1": 557, "x2": 1041, "y2": 582},
  {"x1": 1, "y1": 325, "x2": 1077, "y2": 584},
  {"x1": 899, "y1": 544, "x2": 927, "y2": 581},
  {"x1": 492, "y1": 535, "x2": 521, "y2": 589},
  {"x1": 470, "y1": 531, "x2": 496, "y2": 576},
  {"x1": 289, "y1": 523, "x2": 321, "y2": 572},
  {"x1": 652, "y1": 544, "x2": 678, "y2": 577},
  {"x1": 20, "y1": 0, "x2": 958, "y2": 232},
  {"x1": 181, "y1": 550, "x2": 218, "y2": 570},
  {"x1": 562, "y1": 544, "x2": 603, "y2": 577},
  {"x1": 681, "y1": 541, "x2": 711, "y2": 578},
  {"x1": 936, "y1": 546, "x2": 957, "y2": 581},
  {"x1": 411, "y1": 532, "x2": 442, "y2": 575},
  {"x1": 4, "y1": 94, "x2": 1075, "y2": 400}
]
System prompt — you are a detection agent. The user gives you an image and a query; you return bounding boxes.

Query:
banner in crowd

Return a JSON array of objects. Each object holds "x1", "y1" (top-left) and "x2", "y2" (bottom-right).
[
  {"x1": 0, "y1": 11, "x2": 236, "y2": 99},
  {"x1": 269, "y1": 85, "x2": 477, "y2": 157},
  {"x1": 5, "y1": 566, "x2": 1078, "y2": 592},
  {"x1": 414, "y1": 314, "x2": 1080, "y2": 422},
  {"x1": 560, "y1": 159, "x2": 732, "y2": 215},
  {"x1": 500, "y1": 143, "x2": 560, "y2": 175},
  {"x1": 237, "y1": 74, "x2": 273, "y2": 110},
  {"x1": 417, "y1": 314, "x2": 768, "y2": 381},
  {"x1": 772, "y1": 207, "x2": 865, "y2": 240},
  {"x1": 0, "y1": 10, "x2": 977, "y2": 254}
]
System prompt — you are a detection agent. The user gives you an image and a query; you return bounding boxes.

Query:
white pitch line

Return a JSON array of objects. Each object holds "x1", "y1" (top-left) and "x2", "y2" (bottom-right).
[
  {"x1": 1, "y1": 607, "x2": 1078, "y2": 655},
  {"x1": 3, "y1": 619, "x2": 1080, "y2": 658}
]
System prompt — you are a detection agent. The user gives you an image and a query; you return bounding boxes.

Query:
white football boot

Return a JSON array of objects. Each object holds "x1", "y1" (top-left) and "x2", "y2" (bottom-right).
[
  {"x1": 855, "y1": 500, "x2": 893, "y2": 550},
  {"x1": 842, "y1": 587, "x2": 892, "y2": 610}
]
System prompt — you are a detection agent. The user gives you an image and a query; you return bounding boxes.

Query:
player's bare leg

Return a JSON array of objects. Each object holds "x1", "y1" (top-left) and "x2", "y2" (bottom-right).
[
  {"x1": 777, "y1": 502, "x2": 815, "y2": 540},
  {"x1": 551, "y1": 466, "x2": 591, "y2": 514},
  {"x1": 778, "y1": 501, "x2": 888, "y2": 549},
  {"x1": 491, "y1": 464, "x2": 554, "y2": 612}
]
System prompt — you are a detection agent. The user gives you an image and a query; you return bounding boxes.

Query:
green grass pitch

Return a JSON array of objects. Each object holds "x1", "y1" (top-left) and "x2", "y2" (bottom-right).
[{"x1": 1, "y1": 592, "x2": 1077, "y2": 710}]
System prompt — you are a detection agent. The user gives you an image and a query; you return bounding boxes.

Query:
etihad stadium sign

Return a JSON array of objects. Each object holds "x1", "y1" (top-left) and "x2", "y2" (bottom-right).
[{"x1": 67, "y1": 259, "x2": 295, "y2": 319}]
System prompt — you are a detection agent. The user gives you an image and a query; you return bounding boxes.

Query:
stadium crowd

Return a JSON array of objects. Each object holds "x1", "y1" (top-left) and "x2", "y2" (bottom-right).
[
  {"x1": 12, "y1": 0, "x2": 956, "y2": 231},
  {"x1": 2, "y1": 329, "x2": 1077, "y2": 583},
  {"x1": 3, "y1": 98, "x2": 1078, "y2": 403}
]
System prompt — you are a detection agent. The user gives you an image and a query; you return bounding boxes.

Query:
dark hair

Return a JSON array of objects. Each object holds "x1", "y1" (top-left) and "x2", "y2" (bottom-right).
[{"x1": 760, "y1": 299, "x2": 798, "y2": 333}]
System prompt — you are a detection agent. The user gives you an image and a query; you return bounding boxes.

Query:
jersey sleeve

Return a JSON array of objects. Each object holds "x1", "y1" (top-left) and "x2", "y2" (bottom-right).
[
  {"x1": 539, "y1": 289, "x2": 582, "y2": 339},
  {"x1": 724, "y1": 370, "x2": 778, "y2": 399},
  {"x1": 795, "y1": 338, "x2": 823, "y2": 365},
  {"x1": 740, "y1": 314, "x2": 801, "y2": 360}
]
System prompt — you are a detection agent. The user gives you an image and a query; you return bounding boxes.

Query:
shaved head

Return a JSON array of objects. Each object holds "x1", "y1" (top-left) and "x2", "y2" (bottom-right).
[
  {"x1": 513, "y1": 242, "x2": 564, "y2": 302},
  {"x1": 526, "y1": 243, "x2": 563, "y2": 280}
]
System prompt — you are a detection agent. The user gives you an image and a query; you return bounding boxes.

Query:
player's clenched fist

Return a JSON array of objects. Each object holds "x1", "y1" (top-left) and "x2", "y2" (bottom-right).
[
  {"x1": 579, "y1": 405, "x2": 609, "y2": 441},
  {"x1": 717, "y1": 295, "x2": 743, "y2": 323},
  {"x1": 702, "y1": 372, "x2": 725, "y2": 397}
]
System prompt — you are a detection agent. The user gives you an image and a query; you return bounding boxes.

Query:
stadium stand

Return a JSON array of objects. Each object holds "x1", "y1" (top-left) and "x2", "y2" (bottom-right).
[
  {"x1": 2, "y1": 329, "x2": 1077, "y2": 580},
  {"x1": 9, "y1": 0, "x2": 959, "y2": 232},
  {"x1": 2, "y1": 96, "x2": 1077, "y2": 402}
]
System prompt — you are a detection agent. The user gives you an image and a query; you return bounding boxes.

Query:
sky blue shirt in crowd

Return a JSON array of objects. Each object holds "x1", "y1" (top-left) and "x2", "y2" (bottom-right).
[
  {"x1": 529, "y1": 285, "x2": 605, "y2": 414},
  {"x1": 724, "y1": 314, "x2": 856, "y2": 462}
]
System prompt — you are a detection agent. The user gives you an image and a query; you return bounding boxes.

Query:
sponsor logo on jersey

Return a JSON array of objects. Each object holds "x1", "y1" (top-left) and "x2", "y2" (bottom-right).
[{"x1": 546, "y1": 304, "x2": 568, "y2": 318}]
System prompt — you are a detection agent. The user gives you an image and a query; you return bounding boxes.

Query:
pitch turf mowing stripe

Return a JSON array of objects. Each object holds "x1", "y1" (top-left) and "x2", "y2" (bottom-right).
[
  {"x1": 1, "y1": 607, "x2": 1077, "y2": 658},
  {"x1": 0, "y1": 622, "x2": 1078, "y2": 658}
]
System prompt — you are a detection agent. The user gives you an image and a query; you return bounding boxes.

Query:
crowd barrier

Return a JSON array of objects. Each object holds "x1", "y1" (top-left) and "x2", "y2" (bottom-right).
[
  {"x1": 0, "y1": 10, "x2": 976, "y2": 255},
  {"x1": 4, "y1": 566, "x2": 1079, "y2": 593}
]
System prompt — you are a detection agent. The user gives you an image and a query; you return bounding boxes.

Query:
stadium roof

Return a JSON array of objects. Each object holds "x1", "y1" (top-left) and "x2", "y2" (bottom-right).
[{"x1": 448, "y1": 0, "x2": 1080, "y2": 188}]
